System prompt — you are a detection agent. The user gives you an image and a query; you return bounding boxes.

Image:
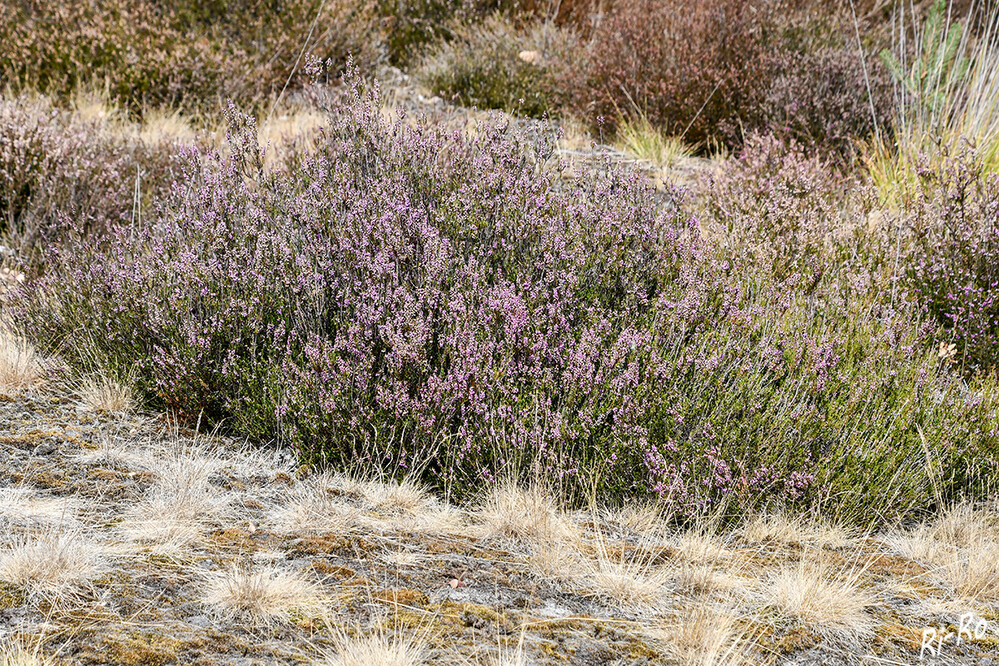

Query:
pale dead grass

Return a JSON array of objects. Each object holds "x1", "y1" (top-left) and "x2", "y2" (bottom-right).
[
  {"x1": 605, "y1": 503, "x2": 663, "y2": 535},
  {"x1": 764, "y1": 560, "x2": 873, "y2": 642},
  {"x1": 886, "y1": 503, "x2": 999, "y2": 601},
  {"x1": 371, "y1": 503, "x2": 465, "y2": 536},
  {"x1": 269, "y1": 473, "x2": 362, "y2": 535},
  {"x1": 579, "y1": 537, "x2": 672, "y2": 613},
  {"x1": 526, "y1": 538, "x2": 587, "y2": 585},
  {"x1": 77, "y1": 372, "x2": 136, "y2": 414},
  {"x1": 675, "y1": 530, "x2": 732, "y2": 563},
  {"x1": 199, "y1": 564, "x2": 324, "y2": 628},
  {"x1": 0, "y1": 530, "x2": 108, "y2": 599},
  {"x1": 361, "y1": 477, "x2": 430, "y2": 514},
  {"x1": 477, "y1": 482, "x2": 577, "y2": 545},
  {"x1": 120, "y1": 446, "x2": 231, "y2": 552},
  {"x1": 381, "y1": 550, "x2": 427, "y2": 568},
  {"x1": 0, "y1": 488, "x2": 79, "y2": 530},
  {"x1": 0, "y1": 639, "x2": 54, "y2": 666},
  {"x1": 656, "y1": 606, "x2": 748, "y2": 666},
  {"x1": 0, "y1": 327, "x2": 44, "y2": 395},
  {"x1": 322, "y1": 630, "x2": 426, "y2": 666},
  {"x1": 740, "y1": 513, "x2": 855, "y2": 549}
]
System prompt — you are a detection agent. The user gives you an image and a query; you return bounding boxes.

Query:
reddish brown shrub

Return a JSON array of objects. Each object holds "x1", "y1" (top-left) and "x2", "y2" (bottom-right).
[{"x1": 559, "y1": 0, "x2": 891, "y2": 151}]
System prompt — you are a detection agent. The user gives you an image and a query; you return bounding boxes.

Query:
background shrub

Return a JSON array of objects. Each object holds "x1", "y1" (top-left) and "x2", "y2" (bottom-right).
[
  {"x1": 0, "y1": 0, "x2": 380, "y2": 112},
  {"x1": 15, "y1": 80, "x2": 999, "y2": 523},
  {"x1": 0, "y1": 95, "x2": 183, "y2": 258},
  {"x1": 420, "y1": 15, "x2": 577, "y2": 117},
  {"x1": 697, "y1": 133, "x2": 879, "y2": 281},
  {"x1": 562, "y1": 0, "x2": 891, "y2": 153}
]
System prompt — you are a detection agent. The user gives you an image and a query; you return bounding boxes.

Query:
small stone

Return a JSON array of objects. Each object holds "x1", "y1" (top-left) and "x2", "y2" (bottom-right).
[
  {"x1": 518, "y1": 50, "x2": 539, "y2": 64},
  {"x1": 33, "y1": 442, "x2": 57, "y2": 456}
]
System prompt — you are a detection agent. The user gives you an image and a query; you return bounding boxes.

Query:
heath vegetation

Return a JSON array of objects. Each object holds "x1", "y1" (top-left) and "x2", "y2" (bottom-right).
[{"x1": 1, "y1": 0, "x2": 999, "y2": 663}]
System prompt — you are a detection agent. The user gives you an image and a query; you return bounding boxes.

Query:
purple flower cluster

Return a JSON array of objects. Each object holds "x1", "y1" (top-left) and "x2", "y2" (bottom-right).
[
  {"x1": 15, "y1": 80, "x2": 999, "y2": 520},
  {"x1": 903, "y1": 147, "x2": 999, "y2": 373}
]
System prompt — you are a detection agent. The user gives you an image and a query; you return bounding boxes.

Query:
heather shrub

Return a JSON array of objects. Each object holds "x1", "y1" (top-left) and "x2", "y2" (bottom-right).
[
  {"x1": 902, "y1": 147, "x2": 999, "y2": 373},
  {"x1": 420, "y1": 16, "x2": 577, "y2": 117},
  {"x1": 566, "y1": 0, "x2": 778, "y2": 145},
  {"x1": 563, "y1": 0, "x2": 890, "y2": 152},
  {"x1": 0, "y1": 0, "x2": 380, "y2": 112},
  {"x1": 17, "y1": 76, "x2": 999, "y2": 523},
  {"x1": 762, "y1": 46, "x2": 892, "y2": 158},
  {"x1": 696, "y1": 134, "x2": 879, "y2": 282},
  {"x1": 0, "y1": 95, "x2": 183, "y2": 258}
]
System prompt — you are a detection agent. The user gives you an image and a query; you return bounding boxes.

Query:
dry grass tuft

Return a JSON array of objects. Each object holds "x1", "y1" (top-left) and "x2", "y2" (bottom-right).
[
  {"x1": 0, "y1": 488, "x2": 79, "y2": 530},
  {"x1": 606, "y1": 503, "x2": 663, "y2": 535},
  {"x1": 676, "y1": 530, "x2": 731, "y2": 563},
  {"x1": 477, "y1": 481, "x2": 576, "y2": 544},
  {"x1": 323, "y1": 631, "x2": 426, "y2": 666},
  {"x1": 121, "y1": 447, "x2": 230, "y2": 551},
  {"x1": 199, "y1": 564, "x2": 324, "y2": 628},
  {"x1": 0, "y1": 530, "x2": 107, "y2": 599},
  {"x1": 740, "y1": 513, "x2": 854, "y2": 549},
  {"x1": 0, "y1": 327, "x2": 44, "y2": 395},
  {"x1": 658, "y1": 606, "x2": 748, "y2": 666},
  {"x1": 77, "y1": 373, "x2": 136, "y2": 414},
  {"x1": 0, "y1": 639, "x2": 54, "y2": 666},
  {"x1": 886, "y1": 503, "x2": 999, "y2": 601},
  {"x1": 269, "y1": 473, "x2": 360, "y2": 535},
  {"x1": 527, "y1": 538, "x2": 587, "y2": 585},
  {"x1": 362, "y1": 477, "x2": 429, "y2": 514},
  {"x1": 580, "y1": 539, "x2": 671, "y2": 613},
  {"x1": 764, "y1": 561, "x2": 873, "y2": 642}
]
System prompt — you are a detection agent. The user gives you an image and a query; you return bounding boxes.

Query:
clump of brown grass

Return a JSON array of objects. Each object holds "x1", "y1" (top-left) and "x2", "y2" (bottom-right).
[
  {"x1": 0, "y1": 530, "x2": 107, "y2": 599},
  {"x1": 657, "y1": 605, "x2": 748, "y2": 666},
  {"x1": 477, "y1": 481, "x2": 576, "y2": 544},
  {"x1": 764, "y1": 560, "x2": 873, "y2": 642},
  {"x1": 121, "y1": 447, "x2": 231, "y2": 552},
  {"x1": 322, "y1": 630, "x2": 426, "y2": 666},
  {"x1": 0, "y1": 327, "x2": 43, "y2": 395},
  {"x1": 740, "y1": 513, "x2": 854, "y2": 549},
  {"x1": 579, "y1": 537, "x2": 672, "y2": 613},
  {"x1": 198, "y1": 564, "x2": 324, "y2": 628},
  {"x1": 361, "y1": 477, "x2": 430, "y2": 514},
  {"x1": 0, "y1": 488, "x2": 79, "y2": 530},
  {"x1": 0, "y1": 638, "x2": 54, "y2": 666},
  {"x1": 268, "y1": 473, "x2": 361, "y2": 536},
  {"x1": 887, "y1": 503, "x2": 999, "y2": 601},
  {"x1": 78, "y1": 372, "x2": 136, "y2": 414}
]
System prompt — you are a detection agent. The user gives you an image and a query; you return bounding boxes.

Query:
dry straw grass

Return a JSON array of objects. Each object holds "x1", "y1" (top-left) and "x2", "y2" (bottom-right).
[
  {"x1": 740, "y1": 513, "x2": 854, "y2": 548},
  {"x1": 0, "y1": 639, "x2": 53, "y2": 666},
  {"x1": 0, "y1": 530, "x2": 107, "y2": 599},
  {"x1": 477, "y1": 481, "x2": 577, "y2": 544},
  {"x1": 657, "y1": 605, "x2": 748, "y2": 666},
  {"x1": 269, "y1": 473, "x2": 361, "y2": 535},
  {"x1": 764, "y1": 560, "x2": 873, "y2": 642},
  {"x1": 199, "y1": 564, "x2": 324, "y2": 628},
  {"x1": 0, "y1": 327, "x2": 43, "y2": 395},
  {"x1": 887, "y1": 503, "x2": 999, "y2": 601},
  {"x1": 0, "y1": 488, "x2": 79, "y2": 530},
  {"x1": 322, "y1": 630, "x2": 426, "y2": 666},
  {"x1": 121, "y1": 447, "x2": 231, "y2": 552},
  {"x1": 579, "y1": 535, "x2": 672, "y2": 613},
  {"x1": 77, "y1": 372, "x2": 137, "y2": 414}
]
